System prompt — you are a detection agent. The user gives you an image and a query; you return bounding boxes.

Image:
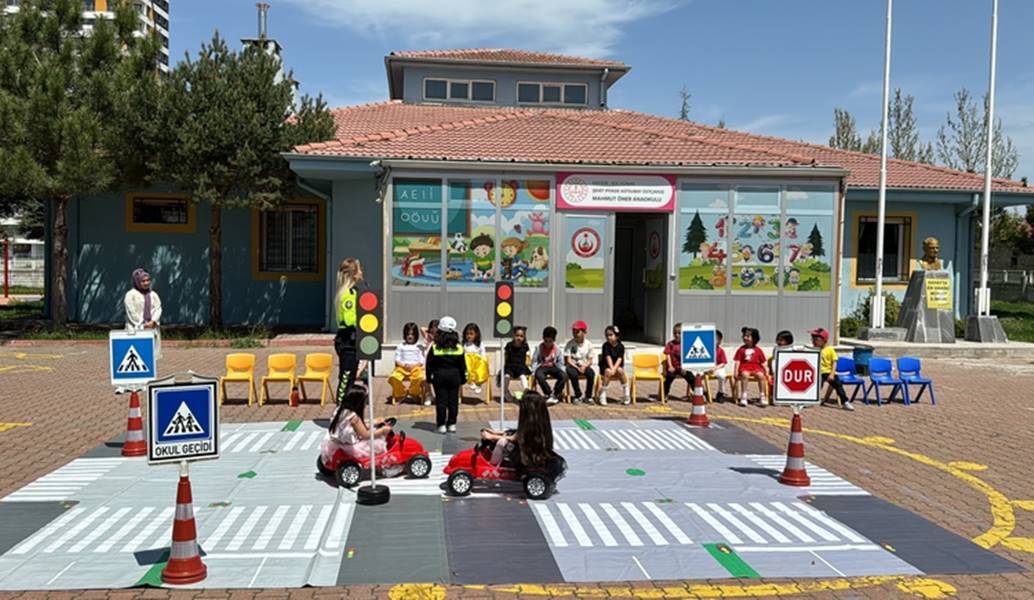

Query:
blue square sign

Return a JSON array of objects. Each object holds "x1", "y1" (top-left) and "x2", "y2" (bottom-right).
[
  {"x1": 681, "y1": 323, "x2": 716, "y2": 370},
  {"x1": 147, "y1": 379, "x2": 219, "y2": 464},
  {"x1": 109, "y1": 330, "x2": 156, "y2": 386}
]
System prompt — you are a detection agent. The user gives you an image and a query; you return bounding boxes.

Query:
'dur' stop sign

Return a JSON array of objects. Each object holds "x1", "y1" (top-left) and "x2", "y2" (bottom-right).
[{"x1": 357, "y1": 290, "x2": 382, "y2": 359}]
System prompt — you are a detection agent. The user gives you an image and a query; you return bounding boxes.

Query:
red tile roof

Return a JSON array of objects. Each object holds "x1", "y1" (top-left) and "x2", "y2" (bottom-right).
[
  {"x1": 388, "y1": 48, "x2": 628, "y2": 69},
  {"x1": 295, "y1": 101, "x2": 1032, "y2": 194}
]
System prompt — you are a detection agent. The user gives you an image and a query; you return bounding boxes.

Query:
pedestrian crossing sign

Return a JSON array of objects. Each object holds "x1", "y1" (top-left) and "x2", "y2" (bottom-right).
[
  {"x1": 147, "y1": 375, "x2": 219, "y2": 465},
  {"x1": 680, "y1": 323, "x2": 716, "y2": 370},
  {"x1": 109, "y1": 329, "x2": 156, "y2": 386}
]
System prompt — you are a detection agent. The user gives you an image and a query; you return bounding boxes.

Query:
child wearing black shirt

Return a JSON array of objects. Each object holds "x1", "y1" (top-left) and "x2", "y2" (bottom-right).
[
  {"x1": 501, "y1": 325, "x2": 532, "y2": 392},
  {"x1": 598, "y1": 325, "x2": 630, "y2": 405}
]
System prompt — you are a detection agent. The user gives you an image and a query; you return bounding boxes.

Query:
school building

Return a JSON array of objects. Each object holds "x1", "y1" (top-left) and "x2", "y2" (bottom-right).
[{"x1": 51, "y1": 48, "x2": 1034, "y2": 344}]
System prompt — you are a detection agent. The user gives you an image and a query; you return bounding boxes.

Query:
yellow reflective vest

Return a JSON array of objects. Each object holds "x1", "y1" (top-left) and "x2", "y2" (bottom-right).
[{"x1": 337, "y1": 288, "x2": 357, "y2": 329}]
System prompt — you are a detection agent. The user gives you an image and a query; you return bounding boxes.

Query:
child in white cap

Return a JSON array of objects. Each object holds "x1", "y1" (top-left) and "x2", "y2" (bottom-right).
[{"x1": 426, "y1": 316, "x2": 467, "y2": 433}]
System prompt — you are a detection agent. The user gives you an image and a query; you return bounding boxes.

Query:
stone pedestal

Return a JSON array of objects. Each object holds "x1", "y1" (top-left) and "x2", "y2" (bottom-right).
[
  {"x1": 896, "y1": 270, "x2": 955, "y2": 343},
  {"x1": 857, "y1": 326, "x2": 906, "y2": 341},
  {"x1": 965, "y1": 315, "x2": 1008, "y2": 343}
]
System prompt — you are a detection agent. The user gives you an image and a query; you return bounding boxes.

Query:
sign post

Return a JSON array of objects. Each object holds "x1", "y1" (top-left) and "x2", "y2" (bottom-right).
[
  {"x1": 147, "y1": 372, "x2": 218, "y2": 585},
  {"x1": 355, "y1": 290, "x2": 389, "y2": 506},
  {"x1": 110, "y1": 329, "x2": 157, "y2": 457},
  {"x1": 772, "y1": 349, "x2": 820, "y2": 487}
]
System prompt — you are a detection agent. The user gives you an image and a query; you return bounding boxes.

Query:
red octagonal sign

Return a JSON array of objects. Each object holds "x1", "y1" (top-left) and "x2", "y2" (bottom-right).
[{"x1": 781, "y1": 359, "x2": 815, "y2": 393}]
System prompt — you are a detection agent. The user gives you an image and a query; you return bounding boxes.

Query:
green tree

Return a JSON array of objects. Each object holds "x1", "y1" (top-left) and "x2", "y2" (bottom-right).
[
  {"x1": 888, "y1": 89, "x2": 934, "y2": 164},
  {"x1": 682, "y1": 211, "x2": 707, "y2": 257},
  {"x1": 936, "y1": 88, "x2": 1019, "y2": 178},
  {"x1": 158, "y1": 34, "x2": 334, "y2": 326},
  {"x1": 829, "y1": 108, "x2": 864, "y2": 151},
  {"x1": 807, "y1": 223, "x2": 825, "y2": 258},
  {"x1": 0, "y1": 0, "x2": 162, "y2": 323},
  {"x1": 678, "y1": 85, "x2": 691, "y2": 121}
]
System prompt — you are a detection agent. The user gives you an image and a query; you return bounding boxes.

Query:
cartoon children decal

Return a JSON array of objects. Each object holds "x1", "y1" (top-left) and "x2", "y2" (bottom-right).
[
  {"x1": 500, "y1": 237, "x2": 529, "y2": 280},
  {"x1": 785, "y1": 267, "x2": 801, "y2": 289},
  {"x1": 784, "y1": 217, "x2": 799, "y2": 239},
  {"x1": 469, "y1": 233, "x2": 495, "y2": 280},
  {"x1": 709, "y1": 264, "x2": 727, "y2": 288}
]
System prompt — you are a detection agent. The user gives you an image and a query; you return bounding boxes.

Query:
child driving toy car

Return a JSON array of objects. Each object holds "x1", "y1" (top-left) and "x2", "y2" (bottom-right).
[
  {"x1": 479, "y1": 391, "x2": 555, "y2": 468},
  {"x1": 321, "y1": 385, "x2": 393, "y2": 462}
]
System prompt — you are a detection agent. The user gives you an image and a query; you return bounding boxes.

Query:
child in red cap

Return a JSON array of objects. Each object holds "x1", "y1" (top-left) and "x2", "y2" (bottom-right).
[
  {"x1": 811, "y1": 327, "x2": 854, "y2": 411},
  {"x1": 564, "y1": 320, "x2": 596, "y2": 403}
]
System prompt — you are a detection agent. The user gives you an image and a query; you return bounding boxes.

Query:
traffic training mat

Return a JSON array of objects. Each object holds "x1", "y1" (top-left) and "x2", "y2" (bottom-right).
[{"x1": 0, "y1": 418, "x2": 1019, "y2": 589}]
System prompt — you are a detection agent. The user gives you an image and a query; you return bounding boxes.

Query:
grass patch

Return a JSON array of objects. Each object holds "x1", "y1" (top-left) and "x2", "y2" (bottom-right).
[
  {"x1": 565, "y1": 267, "x2": 604, "y2": 289},
  {"x1": 992, "y1": 300, "x2": 1034, "y2": 343},
  {"x1": 0, "y1": 299, "x2": 45, "y2": 322}
]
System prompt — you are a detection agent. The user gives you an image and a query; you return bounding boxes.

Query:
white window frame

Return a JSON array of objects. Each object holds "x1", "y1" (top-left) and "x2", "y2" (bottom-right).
[
  {"x1": 422, "y1": 77, "x2": 496, "y2": 103},
  {"x1": 856, "y1": 216, "x2": 910, "y2": 283},
  {"x1": 516, "y1": 81, "x2": 589, "y2": 106}
]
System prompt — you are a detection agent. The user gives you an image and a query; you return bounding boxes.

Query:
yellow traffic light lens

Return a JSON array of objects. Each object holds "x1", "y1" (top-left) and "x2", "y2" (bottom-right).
[
  {"x1": 359, "y1": 314, "x2": 379, "y2": 333},
  {"x1": 496, "y1": 302, "x2": 512, "y2": 318}
]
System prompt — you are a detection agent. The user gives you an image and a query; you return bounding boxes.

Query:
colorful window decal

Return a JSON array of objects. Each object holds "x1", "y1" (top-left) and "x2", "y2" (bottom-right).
[
  {"x1": 499, "y1": 180, "x2": 551, "y2": 288},
  {"x1": 565, "y1": 216, "x2": 607, "y2": 290}
]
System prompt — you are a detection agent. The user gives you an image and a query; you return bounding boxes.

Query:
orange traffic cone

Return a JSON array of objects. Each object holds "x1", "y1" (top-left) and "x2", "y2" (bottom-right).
[
  {"x1": 687, "y1": 375, "x2": 710, "y2": 427},
  {"x1": 778, "y1": 412, "x2": 811, "y2": 486},
  {"x1": 122, "y1": 390, "x2": 147, "y2": 457},
  {"x1": 290, "y1": 386, "x2": 300, "y2": 408},
  {"x1": 161, "y1": 470, "x2": 207, "y2": 585}
]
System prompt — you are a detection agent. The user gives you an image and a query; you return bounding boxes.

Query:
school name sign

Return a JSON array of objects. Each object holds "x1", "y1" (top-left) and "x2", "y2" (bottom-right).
[{"x1": 557, "y1": 173, "x2": 676, "y2": 212}]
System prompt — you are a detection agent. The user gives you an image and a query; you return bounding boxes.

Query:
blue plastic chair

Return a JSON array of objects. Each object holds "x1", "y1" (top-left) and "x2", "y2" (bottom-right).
[
  {"x1": 833, "y1": 357, "x2": 868, "y2": 404},
  {"x1": 896, "y1": 356, "x2": 936, "y2": 406},
  {"x1": 867, "y1": 357, "x2": 904, "y2": 405}
]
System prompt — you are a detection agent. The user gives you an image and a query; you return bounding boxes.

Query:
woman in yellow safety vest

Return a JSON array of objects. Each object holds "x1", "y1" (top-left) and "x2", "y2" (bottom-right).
[{"x1": 334, "y1": 258, "x2": 364, "y2": 400}]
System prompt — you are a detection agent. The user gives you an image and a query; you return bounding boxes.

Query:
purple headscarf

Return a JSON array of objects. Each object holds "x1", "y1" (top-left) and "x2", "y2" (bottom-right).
[{"x1": 132, "y1": 268, "x2": 151, "y2": 323}]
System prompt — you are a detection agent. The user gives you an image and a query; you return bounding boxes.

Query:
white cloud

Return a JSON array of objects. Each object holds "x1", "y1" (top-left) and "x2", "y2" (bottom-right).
[
  {"x1": 731, "y1": 114, "x2": 793, "y2": 134},
  {"x1": 281, "y1": 0, "x2": 681, "y2": 57}
]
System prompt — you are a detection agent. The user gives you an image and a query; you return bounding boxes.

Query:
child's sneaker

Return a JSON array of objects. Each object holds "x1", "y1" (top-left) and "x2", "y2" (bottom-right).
[
  {"x1": 622, "y1": 395, "x2": 631, "y2": 405},
  {"x1": 436, "y1": 425, "x2": 447, "y2": 434},
  {"x1": 715, "y1": 392, "x2": 728, "y2": 403},
  {"x1": 738, "y1": 397, "x2": 748, "y2": 407},
  {"x1": 599, "y1": 391, "x2": 608, "y2": 406},
  {"x1": 447, "y1": 424, "x2": 457, "y2": 433},
  {"x1": 423, "y1": 398, "x2": 432, "y2": 406},
  {"x1": 473, "y1": 384, "x2": 483, "y2": 394},
  {"x1": 546, "y1": 396, "x2": 560, "y2": 406},
  {"x1": 843, "y1": 401, "x2": 855, "y2": 411}
]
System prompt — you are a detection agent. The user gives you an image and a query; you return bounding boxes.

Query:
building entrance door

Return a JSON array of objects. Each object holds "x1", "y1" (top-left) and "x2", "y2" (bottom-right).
[{"x1": 613, "y1": 213, "x2": 669, "y2": 344}]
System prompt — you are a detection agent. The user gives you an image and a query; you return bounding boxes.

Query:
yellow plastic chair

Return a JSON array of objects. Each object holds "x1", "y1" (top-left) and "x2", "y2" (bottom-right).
[
  {"x1": 220, "y1": 353, "x2": 257, "y2": 406},
  {"x1": 630, "y1": 352, "x2": 665, "y2": 405},
  {"x1": 703, "y1": 372, "x2": 735, "y2": 403},
  {"x1": 297, "y1": 352, "x2": 333, "y2": 406},
  {"x1": 259, "y1": 353, "x2": 297, "y2": 406}
]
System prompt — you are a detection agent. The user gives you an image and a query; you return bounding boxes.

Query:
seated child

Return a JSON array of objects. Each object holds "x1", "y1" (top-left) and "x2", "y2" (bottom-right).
[
  {"x1": 811, "y1": 327, "x2": 854, "y2": 411},
  {"x1": 564, "y1": 320, "x2": 595, "y2": 404},
  {"x1": 463, "y1": 322, "x2": 489, "y2": 394},
  {"x1": 598, "y1": 325, "x2": 629, "y2": 405},
  {"x1": 703, "y1": 329, "x2": 729, "y2": 401},
  {"x1": 388, "y1": 322, "x2": 425, "y2": 403},
  {"x1": 734, "y1": 327, "x2": 767, "y2": 407},
  {"x1": 532, "y1": 326, "x2": 566, "y2": 405},
  {"x1": 480, "y1": 392, "x2": 555, "y2": 469},
  {"x1": 768, "y1": 330, "x2": 795, "y2": 401},
  {"x1": 320, "y1": 385, "x2": 393, "y2": 462},
  {"x1": 500, "y1": 325, "x2": 532, "y2": 393},
  {"x1": 663, "y1": 323, "x2": 695, "y2": 401},
  {"x1": 420, "y1": 319, "x2": 439, "y2": 406}
]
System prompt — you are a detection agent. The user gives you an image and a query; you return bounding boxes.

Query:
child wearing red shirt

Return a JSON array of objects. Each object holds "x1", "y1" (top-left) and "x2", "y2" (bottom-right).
[{"x1": 733, "y1": 327, "x2": 767, "y2": 407}]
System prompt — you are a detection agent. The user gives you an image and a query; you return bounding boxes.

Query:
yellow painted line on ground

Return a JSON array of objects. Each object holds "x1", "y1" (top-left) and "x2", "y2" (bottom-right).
[
  {"x1": 0, "y1": 365, "x2": 54, "y2": 375},
  {"x1": 448, "y1": 575, "x2": 955, "y2": 599},
  {"x1": 0, "y1": 351, "x2": 64, "y2": 360},
  {"x1": 0, "y1": 423, "x2": 31, "y2": 434}
]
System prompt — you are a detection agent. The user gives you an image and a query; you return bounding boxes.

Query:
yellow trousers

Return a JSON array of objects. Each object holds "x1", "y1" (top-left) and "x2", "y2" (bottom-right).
[
  {"x1": 465, "y1": 353, "x2": 489, "y2": 385},
  {"x1": 389, "y1": 365, "x2": 425, "y2": 400}
]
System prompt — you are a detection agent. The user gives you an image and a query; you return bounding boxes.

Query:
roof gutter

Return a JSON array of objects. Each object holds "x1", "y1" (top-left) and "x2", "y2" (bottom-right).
[{"x1": 370, "y1": 158, "x2": 849, "y2": 178}]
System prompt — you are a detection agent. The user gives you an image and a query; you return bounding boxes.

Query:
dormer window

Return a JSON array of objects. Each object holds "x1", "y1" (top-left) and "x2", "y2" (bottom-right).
[
  {"x1": 423, "y1": 78, "x2": 495, "y2": 102},
  {"x1": 516, "y1": 82, "x2": 588, "y2": 106}
]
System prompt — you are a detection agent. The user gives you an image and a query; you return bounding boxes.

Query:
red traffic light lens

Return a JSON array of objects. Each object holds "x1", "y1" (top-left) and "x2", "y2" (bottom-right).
[
  {"x1": 496, "y1": 283, "x2": 512, "y2": 300},
  {"x1": 359, "y1": 291, "x2": 379, "y2": 312}
]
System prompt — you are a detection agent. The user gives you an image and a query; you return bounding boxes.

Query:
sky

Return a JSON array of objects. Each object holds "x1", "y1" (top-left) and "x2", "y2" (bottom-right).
[{"x1": 170, "y1": 0, "x2": 1034, "y2": 182}]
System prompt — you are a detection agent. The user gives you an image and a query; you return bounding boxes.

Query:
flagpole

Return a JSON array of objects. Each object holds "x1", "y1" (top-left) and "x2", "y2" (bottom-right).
[
  {"x1": 871, "y1": 0, "x2": 893, "y2": 329},
  {"x1": 977, "y1": 0, "x2": 998, "y2": 316}
]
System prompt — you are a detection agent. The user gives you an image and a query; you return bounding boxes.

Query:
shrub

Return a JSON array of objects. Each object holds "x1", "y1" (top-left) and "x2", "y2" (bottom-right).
[
  {"x1": 839, "y1": 317, "x2": 862, "y2": 338},
  {"x1": 689, "y1": 275, "x2": 713, "y2": 290},
  {"x1": 852, "y1": 288, "x2": 902, "y2": 326},
  {"x1": 955, "y1": 318, "x2": 966, "y2": 338}
]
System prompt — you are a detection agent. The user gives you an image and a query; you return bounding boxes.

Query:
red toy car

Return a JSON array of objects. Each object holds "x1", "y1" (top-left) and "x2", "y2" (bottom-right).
[
  {"x1": 443, "y1": 441, "x2": 566, "y2": 500},
  {"x1": 316, "y1": 418, "x2": 432, "y2": 487}
]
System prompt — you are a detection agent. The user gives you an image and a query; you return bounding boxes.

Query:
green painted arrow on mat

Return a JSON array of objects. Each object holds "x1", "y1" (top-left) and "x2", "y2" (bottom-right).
[
  {"x1": 282, "y1": 420, "x2": 302, "y2": 432},
  {"x1": 135, "y1": 551, "x2": 169, "y2": 587},
  {"x1": 574, "y1": 419, "x2": 596, "y2": 431},
  {"x1": 704, "y1": 543, "x2": 759, "y2": 578},
  {"x1": 238, "y1": 471, "x2": 257, "y2": 479}
]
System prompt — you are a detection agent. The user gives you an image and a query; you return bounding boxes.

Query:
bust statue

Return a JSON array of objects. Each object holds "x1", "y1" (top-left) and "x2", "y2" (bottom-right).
[{"x1": 918, "y1": 236, "x2": 943, "y2": 271}]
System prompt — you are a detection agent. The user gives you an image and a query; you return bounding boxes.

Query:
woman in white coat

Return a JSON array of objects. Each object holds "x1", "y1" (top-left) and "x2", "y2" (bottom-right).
[{"x1": 124, "y1": 268, "x2": 163, "y2": 358}]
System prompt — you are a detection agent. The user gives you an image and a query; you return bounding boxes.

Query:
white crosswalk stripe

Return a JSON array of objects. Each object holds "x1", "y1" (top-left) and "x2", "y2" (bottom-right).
[
  {"x1": 745, "y1": 455, "x2": 870, "y2": 496},
  {"x1": 553, "y1": 428, "x2": 715, "y2": 451},
  {"x1": 2, "y1": 458, "x2": 125, "y2": 502},
  {"x1": 7, "y1": 503, "x2": 344, "y2": 556},
  {"x1": 532, "y1": 500, "x2": 870, "y2": 549}
]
